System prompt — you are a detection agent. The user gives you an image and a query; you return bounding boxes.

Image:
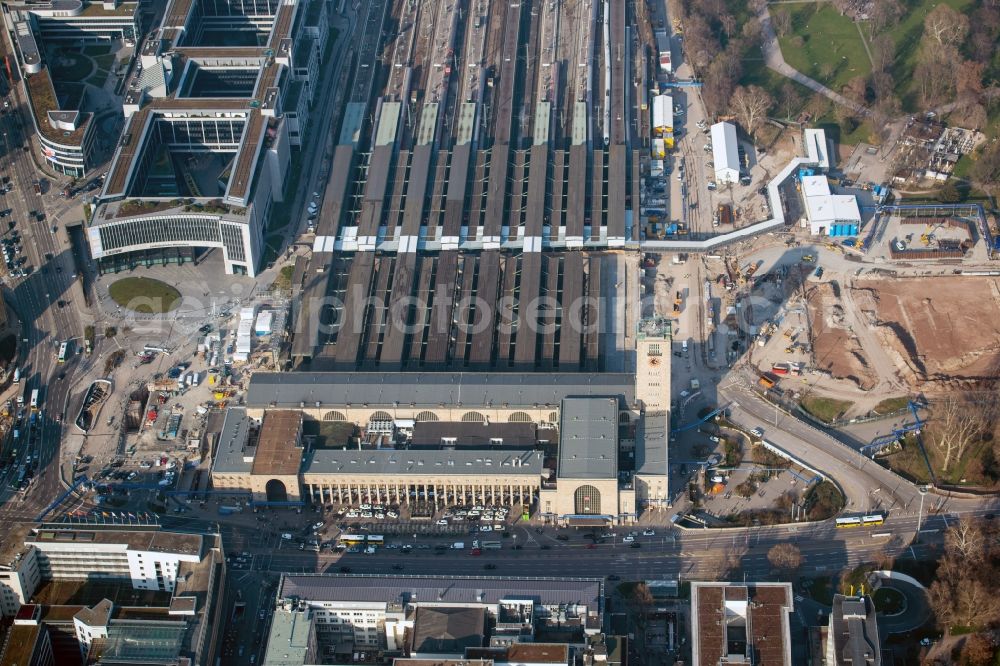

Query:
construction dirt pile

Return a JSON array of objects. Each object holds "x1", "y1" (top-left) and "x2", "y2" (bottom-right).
[
  {"x1": 805, "y1": 283, "x2": 878, "y2": 391},
  {"x1": 849, "y1": 277, "x2": 1000, "y2": 387}
]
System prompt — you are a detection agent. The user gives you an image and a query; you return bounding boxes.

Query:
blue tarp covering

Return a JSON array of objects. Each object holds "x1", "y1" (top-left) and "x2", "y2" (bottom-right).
[{"x1": 828, "y1": 223, "x2": 859, "y2": 237}]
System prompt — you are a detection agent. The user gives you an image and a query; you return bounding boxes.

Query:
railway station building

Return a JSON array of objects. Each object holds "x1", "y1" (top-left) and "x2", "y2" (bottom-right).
[{"x1": 210, "y1": 322, "x2": 672, "y2": 524}]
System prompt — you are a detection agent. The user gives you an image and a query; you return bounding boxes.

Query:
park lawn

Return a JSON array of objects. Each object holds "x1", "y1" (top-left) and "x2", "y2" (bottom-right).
[
  {"x1": 800, "y1": 395, "x2": 853, "y2": 423},
  {"x1": 887, "y1": 0, "x2": 974, "y2": 110},
  {"x1": 872, "y1": 396, "x2": 911, "y2": 414},
  {"x1": 777, "y1": 4, "x2": 871, "y2": 93},
  {"x1": 108, "y1": 277, "x2": 181, "y2": 313}
]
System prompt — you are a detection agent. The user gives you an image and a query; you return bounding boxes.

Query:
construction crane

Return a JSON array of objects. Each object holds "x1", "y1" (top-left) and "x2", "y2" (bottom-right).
[
  {"x1": 860, "y1": 401, "x2": 926, "y2": 458},
  {"x1": 671, "y1": 402, "x2": 732, "y2": 434}
]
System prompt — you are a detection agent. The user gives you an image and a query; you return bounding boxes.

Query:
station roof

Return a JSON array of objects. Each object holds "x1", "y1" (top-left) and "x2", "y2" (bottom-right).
[
  {"x1": 557, "y1": 398, "x2": 619, "y2": 479},
  {"x1": 710, "y1": 122, "x2": 739, "y2": 175},
  {"x1": 251, "y1": 410, "x2": 303, "y2": 476},
  {"x1": 247, "y1": 373, "x2": 635, "y2": 409},
  {"x1": 302, "y1": 448, "x2": 543, "y2": 478},
  {"x1": 211, "y1": 407, "x2": 254, "y2": 474}
]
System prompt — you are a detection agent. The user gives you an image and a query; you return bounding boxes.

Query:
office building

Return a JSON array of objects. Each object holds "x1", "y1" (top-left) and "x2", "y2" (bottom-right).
[
  {"x1": 825, "y1": 595, "x2": 881, "y2": 666},
  {"x1": 265, "y1": 574, "x2": 604, "y2": 661},
  {"x1": 91, "y1": 0, "x2": 329, "y2": 275},
  {"x1": 690, "y1": 582, "x2": 794, "y2": 666}
]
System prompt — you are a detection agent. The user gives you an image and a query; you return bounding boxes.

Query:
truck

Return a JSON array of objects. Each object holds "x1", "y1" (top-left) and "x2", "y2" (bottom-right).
[
  {"x1": 12, "y1": 367, "x2": 19, "y2": 384},
  {"x1": 690, "y1": 379, "x2": 700, "y2": 391},
  {"x1": 451, "y1": 542, "x2": 465, "y2": 549}
]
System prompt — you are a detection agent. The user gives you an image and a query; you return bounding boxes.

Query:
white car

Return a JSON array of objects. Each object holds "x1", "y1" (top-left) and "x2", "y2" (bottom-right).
[
  {"x1": 374, "y1": 513, "x2": 385, "y2": 520},
  {"x1": 643, "y1": 529, "x2": 656, "y2": 536},
  {"x1": 360, "y1": 503, "x2": 372, "y2": 510},
  {"x1": 313, "y1": 521, "x2": 324, "y2": 529},
  {"x1": 436, "y1": 519, "x2": 448, "y2": 525},
  {"x1": 622, "y1": 536, "x2": 635, "y2": 543},
  {"x1": 361, "y1": 511, "x2": 373, "y2": 518},
  {"x1": 479, "y1": 526, "x2": 492, "y2": 532},
  {"x1": 707, "y1": 181, "x2": 718, "y2": 191},
  {"x1": 709, "y1": 436, "x2": 720, "y2": 443},
  {"x1": 493, "y1": 524, "x2": 503, "y2": 531},
  {"x1": 387, "y1": 510, "x2": 399, "y2": 518},
  {"x1": 346, "y1": 511, "x2": 359, "y2": 518},
  {"x1": 750, "y1": 427, "x2": 763, "y2": 438},
  {"x1": 696, "y1": 120, "x2": 707, "y2": 129}
]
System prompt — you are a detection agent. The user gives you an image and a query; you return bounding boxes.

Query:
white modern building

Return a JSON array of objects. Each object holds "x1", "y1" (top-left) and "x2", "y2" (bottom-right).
[
  {"x1": 804, "y1": 128, "x2": 831, "y2": 170},
  {"x1": 710, "y1": 121, "x2": 740, "y2": 184},
  {"x1": 271, "y1": 575, "x2": 605, "y2": 656},
  {"x1": 0, "y1": 545, "x2": 41, "y2": 617},
  {"x1": 24, "y1": 526, "x2": 205, "y2": 593},
  {"x1": 801, "y1": 175, "x2": 861, "y2": 237}
]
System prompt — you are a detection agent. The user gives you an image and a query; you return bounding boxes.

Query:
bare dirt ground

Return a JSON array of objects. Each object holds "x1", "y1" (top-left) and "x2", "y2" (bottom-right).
[
  {"x1": 850, "y1": 277, "x2": 1000, "y2": 388},
  {"x1": 805, "y1": 282, "x2": 878, "y2": 391}
]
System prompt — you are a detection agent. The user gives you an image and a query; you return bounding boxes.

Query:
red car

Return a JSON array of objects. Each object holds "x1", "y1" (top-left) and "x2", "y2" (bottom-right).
[{"x1": 470, "y1": 548, "x2": 482, "y2": 556}]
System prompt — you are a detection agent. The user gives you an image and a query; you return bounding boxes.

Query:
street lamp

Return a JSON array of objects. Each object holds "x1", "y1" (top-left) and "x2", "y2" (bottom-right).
[{"x1": 916, "y1": 485, "x2": 928, "y2": 535}]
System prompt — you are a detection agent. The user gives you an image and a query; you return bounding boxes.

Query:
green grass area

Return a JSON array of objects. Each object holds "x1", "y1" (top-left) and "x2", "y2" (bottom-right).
[
  {"x1": 108, "y1": 277, "x2": 181, "y2": 313},
  {"x1": 872, "y1": 396, "x2": 911, "y2": 414},
  {"x1": 873, "y1": 587, "x2": 906, "y2": 614},
  {"x1": 50, "y1": 52, "x2": 93, "y2": 81},
  {"x1": 270, "y1": 265, "x2": 295, "y2": 292},
  {"x1": 800, "y1": 395, "x2": 854, "y2": 423},
  {"x1": 777, "y1": 4, "x2": 871, "y2": 93},
  {"x1": 886, "y1": 0, "x2": 974, "y2": 111}
]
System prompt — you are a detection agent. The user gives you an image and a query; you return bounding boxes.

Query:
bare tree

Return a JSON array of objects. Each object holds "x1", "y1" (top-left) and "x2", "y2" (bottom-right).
[
  {"x1": 923, "y1": 4, "x2": 970, "y2": 48},
  {"x1": 731, "y1": 85, "x2": 773, "y2": 139},
  {"x1": 928, "y1": 557, "x2": 1000, "y2": 629},
  {"x1": 945, "y1": 517, "x2": 988, "y2": 565},
  {"x1": 779, "y1": 81, "x2": 803, "y2": 120},
  {"x1": 868, "y1": 0, "x2": 903, "y2": 36},
  {"x1": 870, "y1": 33, "x2": 896, "y2": 74},
  {"x1": 767, "y1": 543, "x2": 802, "y2": 573},
  {"x1": 720, "y1": 13, "x2": 736, "y2": 40},
  {"x1": 772, "y1": 8, "x2": 792, "y2": 37},
  {"x1": 960, "y1": 634, "x2": 995, "y2": 666},
  {"x1": 843, "y1": 76, "x2": 868, "y2": 106},
  {"x1": 929, "y1": 394, "x2": 992, "y2": 473}
]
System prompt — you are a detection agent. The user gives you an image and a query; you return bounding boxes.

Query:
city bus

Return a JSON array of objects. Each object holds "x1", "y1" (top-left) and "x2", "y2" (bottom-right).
[
  {"x1": 366, "y1": 534, "x2": 384, "y2": 546},
  {"x1": 57, "y1": 342, "x2": 68, "y2": 363},
  {"x1": 836, "y1": 513, "x2": 884, "y2": 528},
  {"x1": 29, "y1": 389, "x2": 39, "y2": 412},
  {"x1": 481, "y1": 540, "x2": 502, "y2": 550},
  {"x1": 338, "y1": 534, "x2": 367, "y2": 546}
]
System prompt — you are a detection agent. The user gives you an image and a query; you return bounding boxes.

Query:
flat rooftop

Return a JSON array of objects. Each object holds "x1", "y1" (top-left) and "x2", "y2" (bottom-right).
[
  {"x1": 302, "y1": 448, "x2": 543, "y2": 478},
  {"x1": 251, "y1": 410, "x2": 303, "y2": 476},
  {"x1": 558, "y1": 398, "x2": 619, "y2": 479},
  {"x1": 247, "y1": 372, "x2": 635, "y2": 409},
  {"x1": 279, "y1": 574, "x2": 604, "y2": 609},
  {"x1": 27, "y1": 527, "x2": 203, "y2": 557}
]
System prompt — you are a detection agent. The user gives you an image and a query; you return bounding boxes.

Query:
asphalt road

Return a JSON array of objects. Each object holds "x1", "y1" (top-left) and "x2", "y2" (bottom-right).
[{"x1": 0, "y1": 42, "x2": 83, "y2": 523}]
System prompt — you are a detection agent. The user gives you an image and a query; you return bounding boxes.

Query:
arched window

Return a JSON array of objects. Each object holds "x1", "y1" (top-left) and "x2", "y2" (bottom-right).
[
  {"x1": 323, "y1": 411, "x2": 347, "y2": 421},
  {"x1": 508, "y1": 411, "x2": 532, "y2": 423},
  {"x1": 461, "y1": 411, "x2": 486, "y2": 423},
  {"x1": 574, "y1": 485, "x2": 601, "y2": 515},
  {"x1": 415, "y1": 411, "x2": 439, "y2": 422},
  {"x1": 369, "y1": 410, "x2": 393, "y2": 422},
  {"x1": 619, "y1": 411, "x2": 632, "y2": 424},
  {"x1": 265, "y1": 479, "x2": 288, "y2": 503}
]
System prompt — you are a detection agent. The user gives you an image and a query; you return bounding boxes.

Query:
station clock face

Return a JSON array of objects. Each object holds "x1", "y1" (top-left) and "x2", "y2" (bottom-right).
[{"x1": 648, "y1": 356, "x2": 661, "y2": 367}]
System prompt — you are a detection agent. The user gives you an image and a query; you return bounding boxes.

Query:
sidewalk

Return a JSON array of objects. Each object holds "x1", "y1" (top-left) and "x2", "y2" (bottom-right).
[{"x1": 756, "y1": 5, "x2": 869, "y2": 117}]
